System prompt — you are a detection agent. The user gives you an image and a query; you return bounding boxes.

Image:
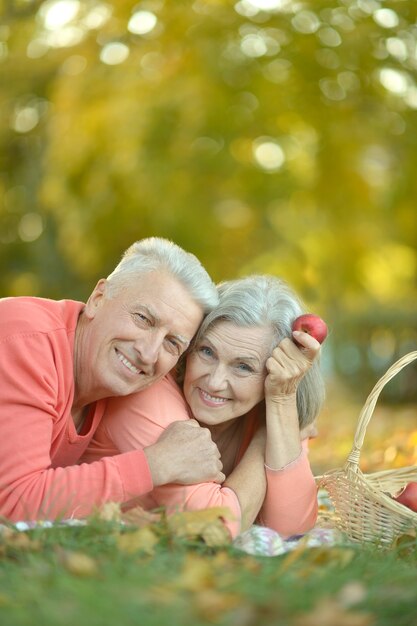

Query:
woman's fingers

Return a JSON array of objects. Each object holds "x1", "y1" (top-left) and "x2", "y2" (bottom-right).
[
  {"x1": 291, "y1": 331, "x2": 321, "y2": 361},
  {"x1": 265, "y1": 335, "x2": 321, "y2": 397}
]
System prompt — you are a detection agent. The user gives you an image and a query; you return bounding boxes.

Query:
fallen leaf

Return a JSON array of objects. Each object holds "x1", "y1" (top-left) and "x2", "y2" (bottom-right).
[
  {"x1": 117, "y1": 526, "x2": 159, "y2": 555},
  {"x1": 294, "y1": 598, "x2": 374, "y2": 626},
  {"x1": 167, "y1": 507, "x2": 233, "y2": 547},
  {"x1": 0, "y1": 529, "x2": 41, "y2": 554},
  {"x1": 122, "y1": 505, "x2": 162, "y2": 527},
  {"x1": 61, "y1": 551, "x2": 98, "y2": 577},
  {"x1": 95, "y1": 501, "x2": 122, "y2": 522},
  {"x1": 174, "y1": 554, "x2": 215, "y2": 591},
  {"x1": 279, "y1": 538, "x2": 310, "y2": 572},
  {"x1": 392, "y1": 531, "x2": 417, "y2": 557},
  {"x1": 193, "y1": 589, "x2": 242, "y2": 621},
  {"x1": 337, "y1": 581, "x2": 367, "y2": 608}
]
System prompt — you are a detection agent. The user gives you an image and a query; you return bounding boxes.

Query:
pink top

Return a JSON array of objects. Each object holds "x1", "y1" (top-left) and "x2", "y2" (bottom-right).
[
  {"x1": 83, "y1": 374, "x2": 318, "y2": 538},
  {"x1": 0, "y1": 297, "x2": 154, "y2": 522}
]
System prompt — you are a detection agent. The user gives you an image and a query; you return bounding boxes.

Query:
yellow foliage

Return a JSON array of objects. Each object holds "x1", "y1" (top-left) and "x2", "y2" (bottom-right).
[
  {"x1": 166, "y1": 507, "x2": 234, "y2": 547},
  {"x1": 294, "y1": 598, "x2": 374, "y2": 626},
  {"x1": 0, "y1": 528, "x2": 41, "y2": 555},
  {"x1": 116, "y1": 526, "x2": 159, "y2": 556},
  {"x1": 60, "y1": 551, "x2": 98, "y2": 577}
]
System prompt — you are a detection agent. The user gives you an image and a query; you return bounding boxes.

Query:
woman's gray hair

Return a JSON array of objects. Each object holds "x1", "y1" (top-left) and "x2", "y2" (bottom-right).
[
  {"x1": 105, "y1": 237, "x2": 218, "y2": 313},
  {"x1": 192, "y1": 274, "x2": 325, "y2": 428}
]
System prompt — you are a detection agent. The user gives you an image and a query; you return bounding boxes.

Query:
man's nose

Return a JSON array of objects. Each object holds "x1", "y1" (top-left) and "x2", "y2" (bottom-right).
[{"x1": 134, "y1": 331, "x2": 163, "y2": 365}]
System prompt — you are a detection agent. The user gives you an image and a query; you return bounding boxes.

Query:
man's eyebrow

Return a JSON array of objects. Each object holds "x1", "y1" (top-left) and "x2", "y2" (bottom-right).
[
  {"x1": 173, "y1": 334, "x2": 190, "y2": 348},
  {"x1": 140, "y1": 305, "x2": 190, "y2": 348},
  {"x1": 140, "y1": 305, "x2": 158, "y2": 323}
]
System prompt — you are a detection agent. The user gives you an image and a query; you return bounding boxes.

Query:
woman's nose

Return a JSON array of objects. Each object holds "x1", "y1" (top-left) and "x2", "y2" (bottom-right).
[{"x1": 207, "y1": 364, "x2": 228, "y2": 390}]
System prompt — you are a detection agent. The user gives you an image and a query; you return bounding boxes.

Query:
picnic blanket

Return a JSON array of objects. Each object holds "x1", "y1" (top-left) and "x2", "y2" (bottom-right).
[{"x1": 0, "y1": 490, "x2": 343, "y2": 557}]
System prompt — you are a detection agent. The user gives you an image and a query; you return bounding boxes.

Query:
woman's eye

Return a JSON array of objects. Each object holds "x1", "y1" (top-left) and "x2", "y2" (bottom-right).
[
  {"x1": 237, "y1": 362, "x2": 253, "y2": 374},
  {"x1": 198, "y1": 346, "x2": 213, "y2": 358}
]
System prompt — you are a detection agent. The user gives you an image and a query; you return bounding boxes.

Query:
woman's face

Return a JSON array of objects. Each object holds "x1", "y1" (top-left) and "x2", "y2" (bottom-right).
[{"x1": 183, "y1": 321, "x2": 274, "y2": 427}]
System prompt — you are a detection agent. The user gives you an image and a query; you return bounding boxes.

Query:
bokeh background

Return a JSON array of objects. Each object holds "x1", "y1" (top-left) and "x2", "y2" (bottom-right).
[{"x1": 1, "y1": 0, "x2": 417, "y2": 472}]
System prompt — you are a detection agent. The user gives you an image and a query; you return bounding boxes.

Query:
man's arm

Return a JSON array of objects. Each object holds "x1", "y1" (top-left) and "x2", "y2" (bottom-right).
[{"x1": 0, "y1": 334, "x2": 223, "y2": 522}]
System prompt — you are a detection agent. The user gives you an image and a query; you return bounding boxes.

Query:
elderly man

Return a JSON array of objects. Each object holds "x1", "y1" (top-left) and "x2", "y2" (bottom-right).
[{"x1": 0, "y1": 237, "x2": 224, "y2": 521}]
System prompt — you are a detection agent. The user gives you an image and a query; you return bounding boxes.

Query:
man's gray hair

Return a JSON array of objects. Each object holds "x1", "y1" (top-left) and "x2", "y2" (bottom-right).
[
  {"x1": 106, "y1": 237, "x2": 218, "y2": 313},
  {"x1": 193, "y1": 274, "x2": 325, "y2": 427}
]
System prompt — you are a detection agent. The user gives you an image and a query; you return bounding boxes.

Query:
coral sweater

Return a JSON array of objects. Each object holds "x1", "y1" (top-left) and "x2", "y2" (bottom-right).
[
  {"x1": 83, "y1": 374, "x2": 318, "y2": 538},
  {"x1": 0, "y1": 297, "x2": 153, "y2": 521}
]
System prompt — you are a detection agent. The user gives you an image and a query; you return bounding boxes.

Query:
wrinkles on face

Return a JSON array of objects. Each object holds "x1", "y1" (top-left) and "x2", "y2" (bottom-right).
[
  {"x1": 183, "y1": 321, "x2": 274, "y2": 426},
  {"x1": 75, "y1": 271, "x2": 203, "y2": 405}
]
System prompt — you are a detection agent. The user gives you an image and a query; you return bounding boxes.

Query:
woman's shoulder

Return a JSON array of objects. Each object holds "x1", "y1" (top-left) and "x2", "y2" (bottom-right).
[{"x1": 103, "y1": 372, "x2": 192, "y2": 429}]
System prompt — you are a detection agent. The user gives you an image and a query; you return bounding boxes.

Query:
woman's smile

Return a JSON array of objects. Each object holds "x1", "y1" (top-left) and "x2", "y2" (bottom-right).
[
  {"x1": 184, "y1": 321, "x2": 274, "y2": 426},
  {"x1": 198, "y1": 388, "x2": 230, "y2": 406}
]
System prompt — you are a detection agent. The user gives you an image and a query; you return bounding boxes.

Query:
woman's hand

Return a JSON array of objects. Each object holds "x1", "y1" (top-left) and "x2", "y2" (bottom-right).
[{"x1": 264, "y1": 331, "x2": 321, "y2": 402}]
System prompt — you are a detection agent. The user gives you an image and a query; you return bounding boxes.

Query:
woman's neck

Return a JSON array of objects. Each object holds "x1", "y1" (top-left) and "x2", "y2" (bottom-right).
[
  {"x1": 208, "y1": 419, "x2": 237, "y2": 443},
  {"x1": 208, "y1": 419, "x2": 244, "y2": 477}
]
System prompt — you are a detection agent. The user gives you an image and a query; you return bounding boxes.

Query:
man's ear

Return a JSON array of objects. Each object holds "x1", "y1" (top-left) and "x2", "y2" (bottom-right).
[{"x1": 84, "y1": 279, "x2": 107, "y2": 320}]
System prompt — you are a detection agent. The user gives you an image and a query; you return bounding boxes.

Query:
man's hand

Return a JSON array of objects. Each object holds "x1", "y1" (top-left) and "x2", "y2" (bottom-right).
[{"x1": 144, "y1": 420, "x2": 225, "y2": 487}]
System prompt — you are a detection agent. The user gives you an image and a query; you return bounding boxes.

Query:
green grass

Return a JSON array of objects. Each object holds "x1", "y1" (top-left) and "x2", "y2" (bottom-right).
[{"x1": 1, "y1": 520, "x2": 417, "y2": 626}]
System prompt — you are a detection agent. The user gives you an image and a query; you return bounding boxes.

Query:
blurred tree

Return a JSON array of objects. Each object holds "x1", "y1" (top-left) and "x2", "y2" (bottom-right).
[{"x1": 1, "y1": 0, "x2": 416, "y2": 394}]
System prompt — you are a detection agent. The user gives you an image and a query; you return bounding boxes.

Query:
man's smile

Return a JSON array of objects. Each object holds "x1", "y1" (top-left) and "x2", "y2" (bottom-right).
[{"x1": 115, "y1": 349, "x2": 142, "y2": 375}]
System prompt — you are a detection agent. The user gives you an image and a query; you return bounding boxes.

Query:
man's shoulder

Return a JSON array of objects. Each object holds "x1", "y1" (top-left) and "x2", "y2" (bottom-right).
[{"x1": 0, "y1": 296, "x2": 84, "y2": 338}]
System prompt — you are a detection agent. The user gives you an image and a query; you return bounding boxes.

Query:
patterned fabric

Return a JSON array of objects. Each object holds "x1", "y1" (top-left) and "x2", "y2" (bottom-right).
[{"x1": 233, "y1": 524, "x2": 344, "y2": 556}]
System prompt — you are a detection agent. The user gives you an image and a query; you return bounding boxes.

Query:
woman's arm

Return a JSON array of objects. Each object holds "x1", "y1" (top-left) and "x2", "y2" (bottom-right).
[
  {"x1": 222, "y1": 425, "x2": 266, "y2": 531},
  {"x1": 258, "y1": 332, "x2": 321, "y2": 536},
  {"x1": 84, "y1": 376, "x2": 249, "y2": 538},
  {"x1": 259, "y1": 439, "x2": 318, "y2": 537}
]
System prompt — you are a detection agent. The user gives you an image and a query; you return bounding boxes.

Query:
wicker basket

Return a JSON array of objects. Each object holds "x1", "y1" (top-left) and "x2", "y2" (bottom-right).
[{"x1": 318, "y1": 350, "x2": 417, "y2": 546}]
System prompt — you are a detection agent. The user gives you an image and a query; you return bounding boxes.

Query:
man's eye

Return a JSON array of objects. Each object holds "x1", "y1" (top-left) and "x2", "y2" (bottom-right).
[
  {"x1": 166, "y1": 338, "x2": 181, "y2": 353},
  {"x1": 134, "y1": 312, "x2": 150, "y2": 325}
]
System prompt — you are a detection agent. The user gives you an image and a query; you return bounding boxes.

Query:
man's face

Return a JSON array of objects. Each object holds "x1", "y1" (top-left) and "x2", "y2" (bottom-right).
[{"x1": 80, "y1": 270, "x2": 204, "y2": 400}]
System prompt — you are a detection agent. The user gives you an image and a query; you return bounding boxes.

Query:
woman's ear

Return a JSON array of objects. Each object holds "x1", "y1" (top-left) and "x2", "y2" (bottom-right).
[{"x1": 84, "y1": 279, "x2": 107, "y2": 320}]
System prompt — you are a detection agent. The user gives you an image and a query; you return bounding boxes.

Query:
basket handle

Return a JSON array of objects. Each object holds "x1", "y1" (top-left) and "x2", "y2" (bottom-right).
[{"x1": 344, "y1": 350, "x2": 417, "y2": 472}]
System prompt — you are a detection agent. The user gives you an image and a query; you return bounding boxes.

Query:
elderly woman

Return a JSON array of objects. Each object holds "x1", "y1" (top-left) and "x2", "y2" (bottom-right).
[{"x1": 83, "y1": 274, "x2": 325, "y2": 538}]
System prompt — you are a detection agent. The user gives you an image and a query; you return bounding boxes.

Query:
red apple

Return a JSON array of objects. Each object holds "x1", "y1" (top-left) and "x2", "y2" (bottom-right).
[
  {"x1": 393, "y1": 482, "x2": 417, "y2": 512},
  {"x1": 292, "y1": 314, "x2": 328, "y2": 345}
]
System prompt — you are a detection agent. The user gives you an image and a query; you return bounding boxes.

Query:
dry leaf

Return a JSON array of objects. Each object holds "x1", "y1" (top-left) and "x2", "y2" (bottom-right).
[
  {"x1": 96, "y1": 501, "x2": 122, "y2": 522},
  {"x1": 0, "y1": 526, "x2": 16, "y2": 540},
  {"x1": 174, "y1": 554, "x2": 215, "y2": 591},
  {"x1": 337, "y1": 582, "x2": 367, "y2": 608},
  {"x1": 0, "y1": 529, "x2": 41, "y2": 554},
  {"x1": 392, "y1": 531, "x2": 417, "y2": 556},
  {"x1": 193, "y1": 589, "x2": 242, "y2": 621},
  {"x1": 117, "y1": 526, "x2": 159, "y2": 555},
  {"x1": 294, "y1": 598, "x2": 375, "y2": 626},
  {"x1": 122, "y1": 505, "x2": 162, "y2": 527},
  {"x1": 279, "y1": 538, "x2": 310, "y2": 572},
  {"x1": 167, "y1": 507, "x2": 233, "y2": 547},
  {"x1": 61, "y1": 551, "x2": 98, "y2": 577}
]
